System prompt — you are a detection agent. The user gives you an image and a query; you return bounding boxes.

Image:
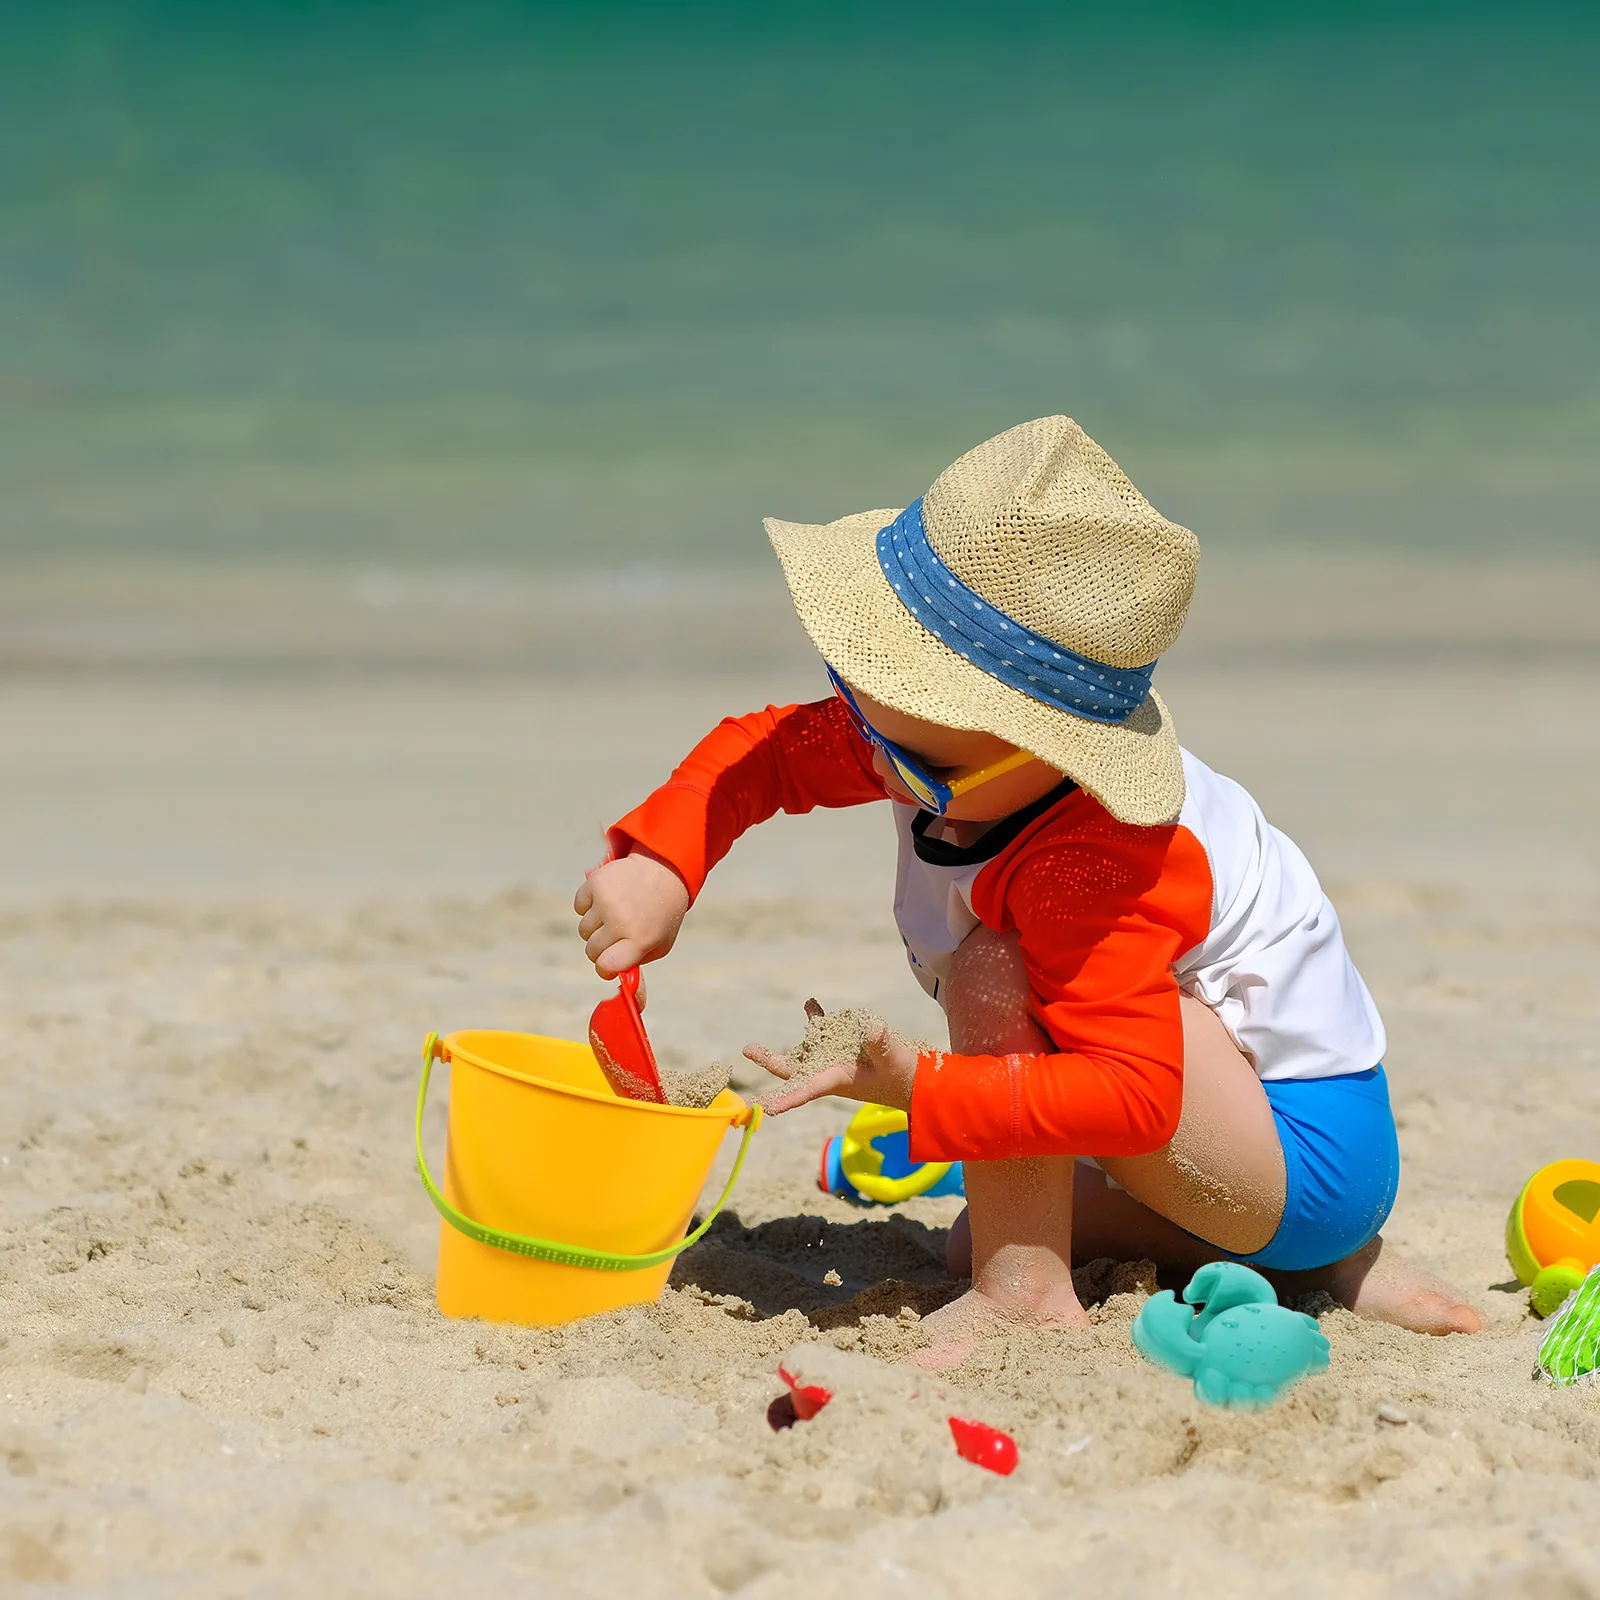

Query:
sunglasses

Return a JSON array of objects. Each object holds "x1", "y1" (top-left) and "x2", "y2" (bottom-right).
[{"x1": 826, "y1": 666, "x2": 1034, "y2": 815}]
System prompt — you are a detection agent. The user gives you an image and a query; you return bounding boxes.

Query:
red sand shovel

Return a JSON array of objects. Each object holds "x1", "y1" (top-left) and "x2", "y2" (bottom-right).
[{"x1": 588, "y1": 966, "x2": 669, "y2": 1104}]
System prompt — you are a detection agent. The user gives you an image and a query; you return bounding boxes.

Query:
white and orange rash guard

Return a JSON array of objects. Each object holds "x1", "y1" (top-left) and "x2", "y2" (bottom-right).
[{"x1": 610, "y1": 698, "x2": 1386, "y2": 1165}]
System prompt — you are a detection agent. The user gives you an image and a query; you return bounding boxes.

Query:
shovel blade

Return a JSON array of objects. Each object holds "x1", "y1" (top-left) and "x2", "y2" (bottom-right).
[{"x1": 587, "y1": 967, "x2": 668, "y2": 1104}]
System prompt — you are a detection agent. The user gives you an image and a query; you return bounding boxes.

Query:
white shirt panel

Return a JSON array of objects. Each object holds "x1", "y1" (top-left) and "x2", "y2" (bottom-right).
[
  {"x1": 1173, "y1": 749, "x2": 1386, "y2": 1080},
  {"x1": 887, "y1": 750, "x2": 1386, "y2": 1081},
  {"x1": 891, "y1": 801, "x2": 981, "y2": 1002}
]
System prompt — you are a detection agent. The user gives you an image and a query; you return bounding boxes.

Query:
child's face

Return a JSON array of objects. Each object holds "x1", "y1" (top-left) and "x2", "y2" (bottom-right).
[{"x1": 848, "y1": 686, "x2": 1066, "y2": 820}]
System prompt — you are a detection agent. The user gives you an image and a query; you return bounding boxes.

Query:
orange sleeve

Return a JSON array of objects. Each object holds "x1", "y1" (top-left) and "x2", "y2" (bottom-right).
[
  {"x1": 609, "y1": 698, "x2": 887, "y2": 901},
  {"x1": 907, "y1": 816, "x2": 1213, "y2": 1162}
]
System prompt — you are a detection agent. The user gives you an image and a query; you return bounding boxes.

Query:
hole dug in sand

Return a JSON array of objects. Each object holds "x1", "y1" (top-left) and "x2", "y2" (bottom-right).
[
  {"x1": 672, "y1": 1205, "x2": 1166, "y2": 1343},
  {"x1": 671, "y1": 1211, "x2": 960, "y2": 1328}
]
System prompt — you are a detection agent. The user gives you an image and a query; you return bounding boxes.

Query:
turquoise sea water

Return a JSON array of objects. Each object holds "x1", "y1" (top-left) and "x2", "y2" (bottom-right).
[{"x1": 2, "y1": 2, "x2": 1596, "y2": 561}]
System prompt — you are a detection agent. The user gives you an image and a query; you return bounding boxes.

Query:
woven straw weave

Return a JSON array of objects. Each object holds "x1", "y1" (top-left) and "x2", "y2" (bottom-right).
[{"x1": 766, "y1": 416, "x2": 1199, "y2": 825}]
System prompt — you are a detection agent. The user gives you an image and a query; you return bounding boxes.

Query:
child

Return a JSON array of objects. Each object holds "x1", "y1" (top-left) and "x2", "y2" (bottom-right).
[{"x1": 574, "y1": 417, "x2": 1480, "y2": 1354}]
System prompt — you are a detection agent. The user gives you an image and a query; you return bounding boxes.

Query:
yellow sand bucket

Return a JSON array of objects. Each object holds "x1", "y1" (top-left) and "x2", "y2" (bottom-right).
[{"x1": 414, "y1": 1030, "x2": 761, "y2": 1326}]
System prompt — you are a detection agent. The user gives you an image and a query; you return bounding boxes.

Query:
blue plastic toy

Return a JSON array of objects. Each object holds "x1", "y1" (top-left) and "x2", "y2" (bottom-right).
[
  {"x1": 1132, "y1": 1262, "x2": 1331, "y2": 1408},
  {"x1": 819, "y1": 1103, "x2": 965, "y2": 1206}
]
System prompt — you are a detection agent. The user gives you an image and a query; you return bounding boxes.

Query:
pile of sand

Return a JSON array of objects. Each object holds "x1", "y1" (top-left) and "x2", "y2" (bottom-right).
[
  {"x1": 8, "y1": 565, "x2": 1600, "y2": 1593},
  {"x1": 658, "y1": 1000, "x2": 906, "y2": 1110},
  {"x1": 7, "y1": 886, "x2": 1599, "y2": 1594},
  {"x1": 662, "y1": 1002, "x2": 906, "y2": 1110},
  {"x1": 754, "y1": 1002, "x2": 924, "y2": 1110},
  {"x1": 660, "y1": 1060, "x2": 733, "y2": 1109}
]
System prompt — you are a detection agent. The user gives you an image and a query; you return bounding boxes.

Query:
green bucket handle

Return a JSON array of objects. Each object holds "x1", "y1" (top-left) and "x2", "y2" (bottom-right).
[{"x1": 414, "y1": 1032, "x2": 762, "y2": 1272}]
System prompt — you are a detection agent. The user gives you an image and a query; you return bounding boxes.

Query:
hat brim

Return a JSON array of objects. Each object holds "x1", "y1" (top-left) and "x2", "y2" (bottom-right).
[{"x1": 766, "y1": 507, "x2": 1185, "y2": 826}]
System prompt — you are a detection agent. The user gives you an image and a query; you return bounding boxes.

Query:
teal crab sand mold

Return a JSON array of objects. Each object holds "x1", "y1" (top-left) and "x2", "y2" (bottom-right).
[
  {"x1": 1132, "y1": 1262, "x2": 1331, "y2": 1409},
  {"x1": 1538, "y1": 1263, "x2": 1600, "y2": 1386}
]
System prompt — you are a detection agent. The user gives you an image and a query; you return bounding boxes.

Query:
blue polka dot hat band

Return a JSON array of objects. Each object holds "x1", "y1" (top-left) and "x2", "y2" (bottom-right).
[{"x1": 875, "y1": 499, "x2": 1157, "y2": 725}]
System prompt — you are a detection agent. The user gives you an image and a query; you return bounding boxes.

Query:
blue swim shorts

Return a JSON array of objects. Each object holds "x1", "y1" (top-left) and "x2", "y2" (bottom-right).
[{"x1": 1222, "y1": 1066, "x2": 1401, "y2": 1274}]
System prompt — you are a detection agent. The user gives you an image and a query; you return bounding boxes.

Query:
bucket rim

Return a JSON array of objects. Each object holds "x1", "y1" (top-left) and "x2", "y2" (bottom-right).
[{"x1": 438, "y1": 1029, "x2": 750, "y2": 1124}]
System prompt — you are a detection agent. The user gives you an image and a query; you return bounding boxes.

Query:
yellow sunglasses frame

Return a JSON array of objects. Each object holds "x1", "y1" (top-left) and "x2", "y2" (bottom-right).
[
  {"x1": 827, "y1": 665, "x2": 1038, "y2": 813},
  {"x1": 938, "y1": 744, "x2": 1037, "y2": 799}
]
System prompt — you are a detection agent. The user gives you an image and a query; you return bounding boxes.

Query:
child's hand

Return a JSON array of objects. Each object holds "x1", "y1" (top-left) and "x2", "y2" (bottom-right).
[
  {"x1": 574, "y1": 849, "x2": 690, "y2": 978},
  {"x1": 743, "y1": 1018, "x2": 919, "y2": 1114}
]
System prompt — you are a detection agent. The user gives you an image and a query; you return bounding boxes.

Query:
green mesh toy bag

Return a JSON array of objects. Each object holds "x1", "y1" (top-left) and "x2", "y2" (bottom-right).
[{"x1": 1538, "y1": 1264, "x2": 1600, "y2": 1385}]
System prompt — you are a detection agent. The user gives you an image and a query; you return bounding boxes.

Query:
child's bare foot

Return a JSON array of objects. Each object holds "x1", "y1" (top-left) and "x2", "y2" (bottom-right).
[
  {"x1": 914, "y1": 1283, "x2": 1091, "y2": 1370},
  {"x1": 1282, "y1": 1236, "x2": 1482, "y2": 1336}
]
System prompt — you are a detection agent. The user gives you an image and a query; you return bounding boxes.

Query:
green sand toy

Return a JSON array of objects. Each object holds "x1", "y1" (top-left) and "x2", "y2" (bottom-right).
[
  {"x1": 1133, "y1": 1262, "x2": 1331, "y2": 1408},
  {"x1": 1537, "y1": 1264, "x2": 1600, "y2": 1386}
]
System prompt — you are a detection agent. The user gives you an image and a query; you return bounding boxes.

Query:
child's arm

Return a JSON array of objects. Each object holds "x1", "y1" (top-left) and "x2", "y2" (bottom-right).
[
  {"x1": 574, "y1": 846, "x2": 691, "y2": 979},
  {"x1": 577, "y1": 698, "x2": 886, "y2": 976},
  {"x1": 907, "y1": 827, "x2": 1210, "y2": 1162},
  {"x1": 749, "y1": 823, "x2": 1211, "y2": 1163}
]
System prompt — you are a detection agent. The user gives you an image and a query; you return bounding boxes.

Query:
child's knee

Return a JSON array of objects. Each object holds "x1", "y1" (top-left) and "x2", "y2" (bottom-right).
[{"x1": 945, "y1": 925, "x2": 1052, "y2": 1055}]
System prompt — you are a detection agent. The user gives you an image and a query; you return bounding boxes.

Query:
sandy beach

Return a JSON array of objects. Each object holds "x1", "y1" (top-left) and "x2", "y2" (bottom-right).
[{"x1": 3, "y1": 549, "x2": 1599, "y2": 1596}]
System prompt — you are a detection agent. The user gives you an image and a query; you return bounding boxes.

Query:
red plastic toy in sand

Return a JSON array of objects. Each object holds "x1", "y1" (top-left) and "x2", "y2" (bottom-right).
[
  {"x1": 588, "y1": 967, "x2": 668, "y2": 1104},
  {"x1": 777, "y1": 1364, "x2": 834, "y2": 1421},
  {"x1": 770, "y1": 1359, "x2": 1019, "y2": 1476},
  {"x1": 948, "y1": 1417, "x2": 1019, "y2": 1476}
]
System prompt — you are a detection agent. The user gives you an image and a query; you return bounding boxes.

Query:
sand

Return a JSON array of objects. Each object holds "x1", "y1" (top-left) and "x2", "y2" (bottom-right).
[
  {"x1": 4, "y1": 550, "x2": 1600, "y2": 1595},
  {"x1": 662, "y1": 1062, "x2": 735, "y2": 1110},
  {"x1": 755, "y1": 1005, "x2": 918, "y2": 1111}
]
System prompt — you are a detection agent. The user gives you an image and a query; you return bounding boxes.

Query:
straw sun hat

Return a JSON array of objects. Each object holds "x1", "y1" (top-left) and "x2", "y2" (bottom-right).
[{"x1": 766, "y1": 416, "x2": 1199, "y2": 826}]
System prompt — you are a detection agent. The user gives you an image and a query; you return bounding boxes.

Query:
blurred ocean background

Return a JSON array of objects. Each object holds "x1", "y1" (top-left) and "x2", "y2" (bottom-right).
[{"x1": 3, "y1": 0, "x2": 1596, "y2": 570}]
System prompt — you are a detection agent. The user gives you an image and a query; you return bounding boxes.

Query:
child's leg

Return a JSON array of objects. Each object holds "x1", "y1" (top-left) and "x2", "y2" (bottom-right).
[
  {"x1": 935, "y1": 926, "x2": 1284, "y2": 1302},
  {"x1": 956, "y1": 1156, "x2": 1085, "y2": 1323},
  {"x1": 1097, "y1": 991, "x2": 1287, "y2": 1252},
  {"x1": 1066, "y1": 1165, "x2": 1480, "y2": 1334},
  {"x1": 914, "y1": 927, "x2": 1092, "y2": 1362},
  {"x1": 938, "y1": 925, "x2": 1481, "y2": 1339}
]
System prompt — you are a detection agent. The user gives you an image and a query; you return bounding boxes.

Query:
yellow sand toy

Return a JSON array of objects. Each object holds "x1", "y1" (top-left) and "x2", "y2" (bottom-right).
[
  {"x1": 1506, "y1": 1159, "x2": 1600, "y2": 1317},
  {"x1": 818, "y1": 1102, "x2": 965, "y2": 1205},
  {"x1": 415, "y1": 1031, "x2": 760, "y2": 1327}
]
